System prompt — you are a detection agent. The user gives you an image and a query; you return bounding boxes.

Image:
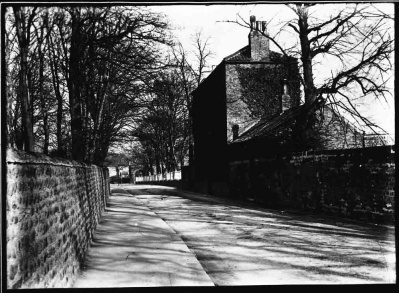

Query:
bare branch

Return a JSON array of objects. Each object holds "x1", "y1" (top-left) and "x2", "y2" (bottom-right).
[
  {"x1": 309, "y1": 6, "x2": 361, "y2": 43},
  {"x1": 219, "y1": 16, "x2": 290, "y2": 58}
]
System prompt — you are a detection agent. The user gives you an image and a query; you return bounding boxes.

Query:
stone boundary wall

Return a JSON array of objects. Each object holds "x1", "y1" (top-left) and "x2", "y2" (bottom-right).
[
  {"x1": 229, "y1": 146, "x2": 395, "y2": 223},
  {"x1": 134, "y1": 180, "x2": 182, "y2": 189},
  {"x1": 6, "y1": 148, "x2": 110, "y2": 289}
]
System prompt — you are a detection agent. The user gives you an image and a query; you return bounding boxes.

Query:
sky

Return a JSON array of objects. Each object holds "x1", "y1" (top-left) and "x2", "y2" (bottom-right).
[
  {"x1": 148, "y1": 3, "x2": 395, "y2": 136},
  {"x1": 150, "y1": 4, "x2": 294, "y2": 66}
]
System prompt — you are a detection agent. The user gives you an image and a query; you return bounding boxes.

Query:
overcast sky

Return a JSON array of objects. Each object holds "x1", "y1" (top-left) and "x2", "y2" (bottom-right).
[{"x1": 148, "y1": 3, "x2": 395, "y2": 136}]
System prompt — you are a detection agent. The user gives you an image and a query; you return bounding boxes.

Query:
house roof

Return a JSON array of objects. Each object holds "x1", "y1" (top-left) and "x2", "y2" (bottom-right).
[
  {"x1": 192, "y1": 45, "x2": 298, "y2": 95},
  {"x1": 231, "y1": 106, "x2": 304, "y2": 144},
  {"x1": 224, "y1": 45, "x2": 294, "y2": 63},
  {"x1": 231, "y1": 103, "x2": 366, "y2": 145}
]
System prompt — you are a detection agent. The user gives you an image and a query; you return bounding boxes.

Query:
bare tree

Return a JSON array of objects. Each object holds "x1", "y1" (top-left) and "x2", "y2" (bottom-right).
[
  {"x1": 192, "y1": 31, "x2": 213, "y2": 86},
  {"x1": 5, "y1": 9, "x2": 20, "y2": 149},
  {"x1": 131, "y1": 29, "x2": 214, "y2": 176},
  {"x1": 225, "y1": 3, "x2": 394, "y2": 147},
  {"x1": 32, "y1": 9, "x2": 50, "y2": 154},
  {"x1": 12, "y1": 6, "x2": 37, "y2": 152},
  {"x1": 6, "y1": 6, "x2": 172, "y2": 164},
  {"x1": 46, "y1": 9, "x2": 66, "y2": 156},
  {"x1": 170, "y1": 32, "x2": 214, "y2": 165}
]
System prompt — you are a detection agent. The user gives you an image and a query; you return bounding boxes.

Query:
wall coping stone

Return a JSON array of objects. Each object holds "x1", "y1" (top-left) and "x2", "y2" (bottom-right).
[{"x1": 6, "y1": 148, "x2": 93, "y2": 168}]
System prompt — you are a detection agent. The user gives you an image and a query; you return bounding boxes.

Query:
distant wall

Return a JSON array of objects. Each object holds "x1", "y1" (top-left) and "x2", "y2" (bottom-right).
[
  {"x1": 135, "y1": 180, "x2": 182, "y2": 189},
  {"x1": 229, "y1": 146, "x2": 395, "y2": 223},
  {"x1": 6, "y1": 148, "x2": 110, "y2": 289}
]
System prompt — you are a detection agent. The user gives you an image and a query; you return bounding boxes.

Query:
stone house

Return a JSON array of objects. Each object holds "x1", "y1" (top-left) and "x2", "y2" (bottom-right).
[
  {"x1": 191, "y1": 16, "x2": 300, "y2": 184},
  {"x1": 190, "y1": 16, "x2": 368, "y2": 192}
]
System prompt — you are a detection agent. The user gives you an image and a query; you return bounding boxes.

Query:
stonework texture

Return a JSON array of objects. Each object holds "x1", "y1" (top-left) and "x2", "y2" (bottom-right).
[
  {"x1": 229, "y1": 146, "x2": 395, "y2": 223},
  {"x1": 316, "y1": 105, "x2": 364, "y2": 150},
  {"x1": 6, "y1": 148, "x2": 110, "y2": 289},
  {"x1": 225, "y1": 62, "x2": 301, "y2": 142},
  {"x1": 226, "y1": 64, "x2": 256, "y2": 141},
  {"x1": 248, "y1": 30, "x2": 270, "y2": 61}
]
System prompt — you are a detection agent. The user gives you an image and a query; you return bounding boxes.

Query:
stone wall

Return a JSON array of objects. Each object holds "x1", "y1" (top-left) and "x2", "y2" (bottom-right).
[
  {"x1": 135, "y1": 180, "x2": 182, "y2": 189},
  {"x1": 225, "y1": 62, "x2": 301, "y2": 142},
  {"x1": 225, "y1": 63, "x2": 256, "y2": 141},
  {"x1": 316, "y1": 105, "x2": 364, "y2": 149},
  {"x1": 6, "y1": 148, "x2": 110, "y2": 289},
  {"x1": 229, "y1": 146, "x2": 395, "y2": 223}
]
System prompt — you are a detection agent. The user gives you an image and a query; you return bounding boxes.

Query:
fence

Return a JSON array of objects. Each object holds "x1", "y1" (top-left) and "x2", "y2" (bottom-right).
[{"x1": 135, "y1": 171, "x2": 181, "y2": 182}]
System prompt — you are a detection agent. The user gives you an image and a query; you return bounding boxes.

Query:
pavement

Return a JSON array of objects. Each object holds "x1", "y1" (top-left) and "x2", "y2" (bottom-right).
[
  {"x1": 72, "y1": 186, "x2": 214, "y2": 287},
  {"x1": 73, "y1": 184, "x2": 396, "y2": 287}
]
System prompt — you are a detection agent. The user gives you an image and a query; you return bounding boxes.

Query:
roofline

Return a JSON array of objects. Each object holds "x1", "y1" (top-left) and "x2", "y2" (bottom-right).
[
  {"x1": 191, "y1": 46, "x2": 299, "y2": 95},
  {"x1": 224, "y1": 60, "x2": 298, "y2": 65},
  {"x1": 224, "y1": 45, "x2": 298, "y2": 64},
  {"x1": 191, "y1": 60, "x2": 226, "y2": 96},
  {"x1": 223, "y1": 45, "x2": 249, "y2": 61},
  {"x1": 230, "y1": 105, "x2": 304, "y2": 144}
]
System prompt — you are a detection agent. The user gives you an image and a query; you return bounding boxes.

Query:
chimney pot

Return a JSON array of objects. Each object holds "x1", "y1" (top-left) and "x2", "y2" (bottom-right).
[
  {"x1": 232, "y1": 124, "x2": 239, "y2": 140},
  {"x1": 283, "y1": 79, "x2": 288, "y2": 95},
  {"x1": 261, "y1": 21, "x2": 267, "y2": 32},
  {"x1": 250, "y1": 15, "x2": 256, "y2": 29},
  {"x1": 281, "y1": 79, "x2": 290, "y2": 113},
  {"x1": 256, "y1": 21, "x2": 261, "y2": 31},
  {"x1": 248, "y1": 18, "x2": 270, "y2": 61}
]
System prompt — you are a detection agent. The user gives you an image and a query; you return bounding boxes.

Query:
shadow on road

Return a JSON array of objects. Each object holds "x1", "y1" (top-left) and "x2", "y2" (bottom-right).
[
  {"x1": 120, "y1": 184, "x2": 395, "y2": 285},
  {"x1": 73, "y1": 189, "x2": 214, "y2": 287}
]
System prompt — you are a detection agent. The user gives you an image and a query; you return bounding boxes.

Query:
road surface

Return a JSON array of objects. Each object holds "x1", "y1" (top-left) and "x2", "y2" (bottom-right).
[{"x1": 73, "y1": 184, "x2": 396, "y2": 287}]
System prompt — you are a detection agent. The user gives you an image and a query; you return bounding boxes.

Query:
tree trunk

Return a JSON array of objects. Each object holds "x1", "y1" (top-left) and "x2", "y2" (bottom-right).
[
  {"x1": 168, "y1": 133, "x2": 176, "y2": 172},
  {"x1": 68, "y1": 8, "x2": 84, "y2": 161},
  {"x1": 297, "y1": 4, "x2": 317, "y2": 107},
  {"x1": 5, "y1": 35, "x2": 14, "y2": 148},
  {"x1": 292, "y1": 4, "x2": 321, "y2": 150},
  {"x1": 40, "y1": 56, "x2": 49, "y2": 154},
  {"x1": 38, "y1": 20, "x2": 49, "y2": 154},
  {"x1": 48, "y1": 33, "x2": 64, "y2": 156},
  {"x1": 115, "y1": 166, "x2": 120, "y2": 179},
  {"x1": 13, "y1": 7, "x2": 35, "y2": 152}
]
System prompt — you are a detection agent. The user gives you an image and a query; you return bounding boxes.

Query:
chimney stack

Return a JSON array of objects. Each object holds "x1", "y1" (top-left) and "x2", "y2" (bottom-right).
[
  {"x1": 261, "y1": 21, "x2": 267, "y2": 32},
  {"x1": 250, "y1": 15, "x2": 256, "y2": 30},
  {"x1": 281, "y1": 79, "x2": 291, "y2": 113},
  {"x1": 256, "y1": 21, "x2": 261, "y2": 31},
  {"x1": 248, "y1": 16, "x2": 270, "y2": 61},
  {"x1": 232, "y1": 124, "x2": 239, "y2": 140}
]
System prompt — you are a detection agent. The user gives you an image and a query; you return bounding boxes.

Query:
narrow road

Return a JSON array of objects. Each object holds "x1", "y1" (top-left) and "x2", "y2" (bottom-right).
[
  {"x1": 73, "y1": 184, "x2": 395, "y2": 287},
  {"x1": 72, "y1": 187, "x2": 214, "y2": 287}
]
